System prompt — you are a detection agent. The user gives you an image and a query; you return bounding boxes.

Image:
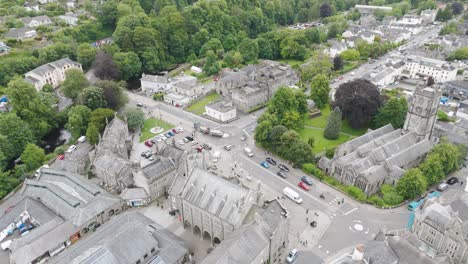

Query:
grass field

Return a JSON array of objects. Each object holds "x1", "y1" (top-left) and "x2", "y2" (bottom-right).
[
  {"x1": 140, "y1": 118, "x2": 174, "y2": 142},
  {"x1": 304, "y1": 106, "x2": 367, "y2": 137},
  {"x1": 186, "y1": 93, "x2": 221, "y2": 115},
  {"x1": 276, "y1": 58, "x2": 303, "y2": 67}
]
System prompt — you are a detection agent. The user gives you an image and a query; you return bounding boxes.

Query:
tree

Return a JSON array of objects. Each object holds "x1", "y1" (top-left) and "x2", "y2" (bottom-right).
[
  {"x1": 324, "y1": 107, "x2": 342, "y2": 140},
  {"x1": 373, "y1": 97, "x2": 408, "y2": 129},
  {"x1": 96, "y1": 80, "x2": 128, "y2": 110},
  {"x1": 113, "y1": 52, "x2": 142, "y2": 80},
  {"x1": 333, "y1": 55, "x2": 344, "y2": 71},
  {"x1": 237, "y1": 38, "x2": 259, "y2": 64},
  {"x1": 301, "y1": 52, "x2": 333, "y2": 82},
  {"x1": 451, "y1": 2, "x2": 464, "y2": 15},
  {"x1": 203, "y1": 51, "x2": 220, "y2": 76},
  {"x1": 396, "y1": 168, "x2": 427, "y2": 200},
  {"x1": 448, "y1": 47, "x2": 468, "y2": 61},
  {"x1": 0, "y1": 113, "x2": 35, "y2": 161},
  {"x1": 20, "y1": 144, "x2": 45, "y2": 171},
  {"x1": 431, "y1": 142, "x2": 462, "y2": 174},
  {"x1": 420, "y1": 153, "x2": 445, "y2": 186},
  {"x1": 66, "y1": 105, "x2": 92, "y2": 138},
  {"x1": 310, "y1": 74, "x2": 330, "y2": 109},
  {"x1": 340, "y1": 49, "x2": 360, "y2": 61},
  {"x1": 92, "y1": 51, "x2": 120, "y2": 80},
  {"x1": 439, "y1": 22, "x2": 459, "y2": 35},
  {"x1": 77, "y1": 43, "x2": 97, "y2": 70},
  {"x1": 86, "y1": 124, "x2": 100, "y2": 145},
  {"x1": 334, "y1": 79, "x2": 383, "y2": 129},
  {"x1": 320, "y1": 3, "x2": 333, "y2": 18},
  {"x1": 436, "y1": 6, "x2": 453, "y2": 22},
  {"x1": 199, "y1": 38, "x2": 224, "y2": 57},
  {"x1": 123, "y1": 107, "x2": 144, "y2": 131},
  {"x1": 269, "y1": 125, "x2": 288, "y2": 149},
  {"x1": 90, "y1": 108, "x2": 115, "y2": 131},
  {"x1": 223, "y1": 51, "x2": 242, "y2": 68},
  {"x1": 78, "y1": 86, "x2": 106, "y2": 110},
  {"x1": 61, "y1": 69, "x2": 89, "y2": 101},
  {"x1": 308, "y1": 137, "x2": 315, "y2": 148},
  {"x1": 0, "y1": 171, "x2": 20, "y2": 199},
  {"x1": 268, "y1": 87, "x2": 307, "y2": 126},
  {"x1": 98, "y1": 0, "x2": 118, "y2": 27},
  {"x1": 254, "y1": 120, "x2": 273, "y2": 144}
]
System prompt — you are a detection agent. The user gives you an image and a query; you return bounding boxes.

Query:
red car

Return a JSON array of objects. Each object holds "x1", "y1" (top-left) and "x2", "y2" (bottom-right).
[
  {"x1": 298, "y1": 182, "x2": 310, "y2": 191},
  {"x1": 195, "y1": 146, "x2": 203, "y2": 152},
  {"x1": 172, "y1": 128, "x2": 179, "y2": 134},
  {"x1": 57, "y1": 154, "x2": 65, "y2": 160},
  {"x1": 145, "y1": 141, "x2": 153, "y2": 147}
]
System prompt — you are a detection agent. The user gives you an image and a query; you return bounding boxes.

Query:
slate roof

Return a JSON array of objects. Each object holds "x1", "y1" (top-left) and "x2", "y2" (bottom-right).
[
  {"x1": 181, "y1": 168, "x2": 256, "y2": 226},
  {"x1": 21, "y1": 15, "x2": 51, "y2": 24},
  {"x1": 26, "y1": 58, "x2": 81, "y2": 76},
  {"x1": 49, "y1": 212, "x2": 188, "y2": 264},
  {"x1": 4, "y1": 27, "x2": 36, "y2": 38},
  {"x1": 337, "y1": 124, "x2": 395, "y2": 154},
  {"x1": 141, "y1": 74, "x2": 169, "y2": 83},
  {"x1": 206, "y1": 101, "x2": 236, "y2": 113},
  {"x1": 96, "y1": 116, "x2": 129, "y2": 159}
]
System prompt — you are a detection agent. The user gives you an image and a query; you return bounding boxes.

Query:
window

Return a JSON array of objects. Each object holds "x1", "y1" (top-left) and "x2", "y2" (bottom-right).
[{"x1": 144, "y1": 254, "x2": 148, "y2": 259}]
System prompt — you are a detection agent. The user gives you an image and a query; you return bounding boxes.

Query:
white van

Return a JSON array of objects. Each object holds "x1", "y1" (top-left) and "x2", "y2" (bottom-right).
[
  {"x1": 437, "y1": 183, "x2": 449, "y2": 192},
  {"x1": 244, "y1": 147, "x2": 253, "y2": 157},
  {"x1": 283, "y1": 187, "x2": 303, "y2": 204},
  {"x1": 213, "y1": 151, "x2": 221, "y2": 163}
]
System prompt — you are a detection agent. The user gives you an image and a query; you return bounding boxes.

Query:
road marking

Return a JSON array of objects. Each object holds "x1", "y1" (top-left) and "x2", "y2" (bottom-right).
[
  {"x1": 239, "y1": 155, "x2": 332, "y2": 211},
  {"x1": 365, "y1": 228, "x2": 369, "y2": 234},
  {"x1": 318, "y1": 245, "x2": 322, "y2": 249},
  {"x1": 344, "y1": 208, "x2": 358, "y2": 216},
  {"x1": 348, "y1": 227, "x2": 355, "y2": 232},
  {"x1": 326, "y1": 250, "x2": 329, "y2": 254}
]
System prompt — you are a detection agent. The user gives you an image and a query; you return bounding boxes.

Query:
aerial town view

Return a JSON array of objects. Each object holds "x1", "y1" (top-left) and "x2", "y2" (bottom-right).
[{"x1": 0, "y1": 0, "x2": 467, "y2": 263}]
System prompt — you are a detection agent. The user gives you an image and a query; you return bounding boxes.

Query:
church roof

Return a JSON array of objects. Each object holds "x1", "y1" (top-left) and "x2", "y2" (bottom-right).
[
  {"x1": 385, "y1": 139, "x2": 433, "y2": 169},
  {"x1": 338, "y1": 124, "x2": 395, "y2": 154}
]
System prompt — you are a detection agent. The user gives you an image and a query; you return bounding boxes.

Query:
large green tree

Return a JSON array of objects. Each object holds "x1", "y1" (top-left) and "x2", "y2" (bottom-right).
[
  {"x1": 310, "y1": 74, "x2": 330, "y2": 109},
  {"x1": 431, "y1": 141, "x2": 462, "y2": 174},
  {"x1": 90, "y1": 108, "x2": 115, "y2": 131},
  {"x1": 66, "y1": 105, "x2": 92, "y2": 138},
  {"x1": 20, "y1": 144, "x2": 45, "y2": 171},
  {"x1": 96, "y1": 80, "x2": 128, "y2": 110},
  {"x1": 203, "y1": 50, "x2": 220, "y2": 76},
  {"x1": 373, "y1": 97, "x2": 408, "y2": 129},
  {"x1": 419, "y1": 153, "x2": 445, "y2": 186},
  {"x1": 113, "y1": 51, "x2": 142, "y2": 80},
  {"x1": 78, "y1": 86, "x2": 107, "y2": 110},
  {"x1": 0, "y1": 113, "x2": 35, "y2": 161},
  {"x1": 237, "y1": 38, "x2": 259, "y2": 64},
  {"x1": 123, "y1": 107, "x2": 144, "y2": 131},
  {"x1": 61, "y1": 69, "x2": 89, "y2": 101},
  {"x1": 0, "y1": 171, "x2": 20, "y2": 199},
  {"x1": 324, "y1": 107, "x2": 342, "y2": 140},
  {"x1": 301, "y1": 52, "x2": 333, "y2": 82},
  {"x1": 77, "y1": 43, "x2": 97, "y2": 70},
  {"x1": 396, "y1": 168, "x2": 427, "y2": 200}
]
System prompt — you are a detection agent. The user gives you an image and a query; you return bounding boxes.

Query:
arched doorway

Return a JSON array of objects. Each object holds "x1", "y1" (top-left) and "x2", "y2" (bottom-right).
[
  {"x1": 213, "y1": 237, "x2": 221, "y2": 246},
  {"x1": 184, "y1": 220, "x2": 192, "y2": 230},
  {"x1": 203, "y1": 231, "x2": 211, "y2": 241},
  {"x1": 193, "y1": 225, "x2": 201, "y2": 237}
]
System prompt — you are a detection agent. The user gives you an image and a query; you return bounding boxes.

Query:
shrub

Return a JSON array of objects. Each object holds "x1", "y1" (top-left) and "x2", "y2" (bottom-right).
[
  {"x1": 54, "y1": 145, "x2": 66, "y2": 155},
  {"x1": 346, "y1": 186, "x2": 367, "y2": 202},
  {"x1": 325, "y1": 147, "x2": 335, "y2": 158},
  {"x1": 325, "y1": 176, "x2": 340, "y2": 186},
  {"x1": 383, "y1": 191, "x2": 404, "y2": 205},
  {"x1": 369, "y1": 195, "x2": 385, "y2": 207},
  {"x1": 153, "y1": 92, "x2": 164, "y2": 101},
  {"x1": 380, "y1": 184, "x2": 393, "y2": 195}
]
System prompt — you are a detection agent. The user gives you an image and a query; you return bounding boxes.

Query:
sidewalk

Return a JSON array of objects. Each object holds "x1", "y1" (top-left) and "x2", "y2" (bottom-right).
[{"x1": 294, "y1": 210, "x2": 331, "y2": 250}]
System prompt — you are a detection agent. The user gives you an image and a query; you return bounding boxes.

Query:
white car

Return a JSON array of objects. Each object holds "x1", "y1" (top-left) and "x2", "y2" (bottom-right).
[
  {"x1": 286, "y1": 249, "x2": 298, "y2": 263},
  {"x1": 160, "y1": 135, "x2": 167, "y2": 141},
  {"x1": 191, "y1": 141, "x2": 199, "y2": 146},
  {"x1": 176, "y1": 127, "x2": 184, "y2": 132},
  {"x1": 177, "y1": 140, "x2": 185, "y2": 145},
  {"x1": 66, "y1": 145, "x2": 77, "y2": 153}
]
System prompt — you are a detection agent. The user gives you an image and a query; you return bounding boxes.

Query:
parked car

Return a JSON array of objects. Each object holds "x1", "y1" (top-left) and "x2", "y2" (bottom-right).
[
  {"x1": 177, "y1": 140, "x2": 185, "y2": 145},
  {"x1": 244, "y1": 147, "x2": 253, "y2": 157},
  {"x1": 447, "y1": 177, "x2": 459, "y2": 185},
  {"x1": 168, "y1": 131, "x2": 175, "y2": 137},
  {"x1": 196, "y1": 146, "x2": 203, "y2": 152},
  {"x1": 176, "y1": 127, "x2": 184, "y2": 132},
  {"x1": 202, "y1": 143, "x2": 212, "y2": 150},
  {"x1": 57, "y1": 154, "x2": 65, "y2": 160},
  {"x1": 191, "y1": 141, "x2": 199, "y2": 145},
  {"x1": 277, "y1": 171, "x2": 287, "y2": 179},
  {"x1": 286, "y1": 249, "x2": 298, "y2": 263},
  {"x1": 241, "y1": 135, "x2": 247, "y2": 141},
  {"x1": 260, "y1": 161, "x2": 269, "y2": 168},
  {"x1": 266, "y1": 157, "x2": 276, "y2": 165},
  {"x1": 278, "y1": 164, "x2": 289, "y2": 172},
  {"x1": 437, "y1": 183, "x2": 449, "y2": 191},
  {"x1": 185, "y1": 136, "x2": 194, "y2": 141},
  {"x1": 136, "y1": 102, "x2": 143, "y2": 107},
  {"x1": 298, "y1": 181, "x2": 310, "y2": 191},
  {"x1": 301, "y1": 176, "x2": 313, "y2": 186},
  {"x1": 160, "y1": 135, "x2": 167, "y2": 141},
  {"x1": 165, "y1": 132, "x2": 172, "y2": 138},
  {"x1": 172, "y1": 128, "x2": 179, "y2": 134},
  {"x1": 224, "y1": 145, "x2": 232, "y2": 151},
  {"x1": 144, "y1": 141, "x2": 153, "y2": 147},
  {"x1": 150, "y1": 138, "x2": 158, "y2": 144},
  {"x1": 66, "y1": 145, "x2": 77, "y2": 153}
]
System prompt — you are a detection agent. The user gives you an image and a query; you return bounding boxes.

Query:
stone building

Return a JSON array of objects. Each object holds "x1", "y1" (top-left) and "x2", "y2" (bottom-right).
[
  {"x1": 319, "y1": 86, "x2": 440, "y2": 195},
  {"x1": 201, "y1": 199, "x2": 289, "y2": 264},
  {"x1": 231, "y1": 83, "x2": 269, "y2": 112},
  {"x1": 205, "y1": 100, "x2": 237, "y2": 123},
  {"x1": 24, "y1": 58, "x2": 82, "y2": 91},
  {"x1": 412, "y1": 191, "x2": 468, "y2": 263},
  {"x1": 0, "y1": 168, "x2": 123, "y2": 264},
  {"x1": 169, "y1": 165, "x2": 258, "y2": 245}
]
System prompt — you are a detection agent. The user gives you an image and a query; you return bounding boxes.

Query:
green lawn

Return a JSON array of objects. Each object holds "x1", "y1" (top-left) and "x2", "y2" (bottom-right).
[
  {"x1": 276, "y1": 58, "x2": 303, "y2": 67},
  {"x1": 140, "y1": 118, "x2": 174, "y2": 142},
  {"x1": 186, "y1": 93, "x2": 221, "y2": 115},
  {"x1": 305, "y1": 106, "x2": 367, "y2": 137},
  {"x1": 298, "y1": 127, "x2": 353, "y2": 153}
]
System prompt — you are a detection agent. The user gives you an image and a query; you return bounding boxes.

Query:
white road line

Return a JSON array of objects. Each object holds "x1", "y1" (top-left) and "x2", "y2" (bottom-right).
[
  {"x1": 344, "y1": 207, "x2": 358, "y2": 216},
  {"x1": 326, "y1": 250, "x2": 329, "y2": 254},
  {"x1": 239, "y1": 155, "x2": 331, "y2": 209},
  {"x1": 365, "y1": 228, "x2": 370, "y2": 234},
  {"x1": 348, "y1": 227, "x2": 354, "y2": 232},
  {"x1": 318, "y1": 245, "x2": 322, "y2": 249}
]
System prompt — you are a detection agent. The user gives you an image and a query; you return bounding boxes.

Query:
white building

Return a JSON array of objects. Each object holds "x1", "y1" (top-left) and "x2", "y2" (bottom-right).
[
  {"x1": 164, "y1": 92, "x2": 190, "y2": 107},
  {"x1": 355, "y1": 5, "x2": 392, "y2": 15},
  {"x1": 405, "y1": 55, "x2": 458, "y2": 83},
  {"x1": 24, "y1": 58, "x2": 82, "y2": 91},
  {"x1": 58, "y1": 14, "x2": 78, "y2": 26},
  {"x1": 191, "y1": 66, "x2": 202, "y2": 74},
  {"x1": 140, "y1": 74, "x2": 171, "y2": 94},
  {"x1": 326, "y1": 40, "x2": 347, "y2": 58},
  {"x1": 205, "y1": 101, "x2": 237, "y2": 123},
  {"x1": 421, "y1": 9, "x2": 437, "y2": 24},
  {"x1": 21, "y1": 15, "x2": 53, "y2": 28}
]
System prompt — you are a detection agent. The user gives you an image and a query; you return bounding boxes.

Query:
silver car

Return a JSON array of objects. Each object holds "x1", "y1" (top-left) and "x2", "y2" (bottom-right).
[{"x1": 286, "y1": 249, "x2": 298, "y2": 263}]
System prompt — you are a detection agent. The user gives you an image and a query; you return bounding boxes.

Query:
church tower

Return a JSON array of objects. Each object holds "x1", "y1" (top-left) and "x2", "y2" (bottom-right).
[{"x1": 403, "y1": 84, "x2": 441, "y2": 140}]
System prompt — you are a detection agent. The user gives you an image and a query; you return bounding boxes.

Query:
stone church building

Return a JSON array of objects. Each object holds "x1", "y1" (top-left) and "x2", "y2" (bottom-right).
[{"x1": 319, "y1": 86, "x2": 440, "y2": 195}]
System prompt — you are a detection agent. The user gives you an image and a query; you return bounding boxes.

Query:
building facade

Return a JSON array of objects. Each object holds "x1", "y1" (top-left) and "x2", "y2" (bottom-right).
[
  {"x1": 24, "y1": 58, "x2": 82, "y2": 91},
  {"x1": 205, "y1": 101, "x2": 237, "y2": 122},
  {"x1": 21, "y1": 15, "x2": 52, "y2": 27},
  {"x1": 405, "y1": 55, "x2": 457, "y2": 83}
]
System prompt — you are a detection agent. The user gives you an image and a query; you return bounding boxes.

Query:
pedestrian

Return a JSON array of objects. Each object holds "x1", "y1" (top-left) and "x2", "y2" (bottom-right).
[
  {"x1": 306, "y1": 209, "x2": 309, "y2": 214},
  {"x1": 338, "y1": 201, "x2": 341, "y2": 205},
  {"x1": 342, "y1": 198, "x2": 344, "y2": 203},
  {"x1": 306, "y1": 217, "x2": 308, "y2": 222},
  {"x1": 306, "y1": 240, "x2": 308, "y2": 246}
]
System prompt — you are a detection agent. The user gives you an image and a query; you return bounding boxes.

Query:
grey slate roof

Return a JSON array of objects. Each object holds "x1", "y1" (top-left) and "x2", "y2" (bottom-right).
[
  {"x1": 96, "y1": 116, "x2": 129, "y2": 159},
  {"x1": 338, "y1": 124, "x2": 395, "y2": 154},
  {"x1": 50, "y1": 212, "x2": 188, "y2": 264}
]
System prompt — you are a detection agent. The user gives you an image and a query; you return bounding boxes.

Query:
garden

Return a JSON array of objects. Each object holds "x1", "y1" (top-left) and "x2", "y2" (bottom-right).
[{"x1": 186, "y1": 92, "x2": 221, "y2": 116}]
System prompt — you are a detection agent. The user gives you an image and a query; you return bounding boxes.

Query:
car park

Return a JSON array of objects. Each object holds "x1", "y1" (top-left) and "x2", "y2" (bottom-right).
[
  {"x1": 286, "y1": 249, "x2": 298, "y2": 263},
  {"x1": 224, "y1": 145, "x2": 232, "y2": 151},
  {"x1": 278, "y1": 164, "x2": 289, "y2": 172},
  {"x1": 266, "y1": 157, "x2": 276, "y2": 165},
  {"x1": 144, "y1": 141, "x2": 153, "y2": 147},
  {"x1": 298, "y1": 181, "x2": 310, "y2": 191},
  {"x1": 260, "y1": 161, "x2": 269, "y2": 168},
  {"x1": 447, "y1": 177, "x2": 459, "y2": 185},
  {"x1": 277, "y1": 171, "x2": 287, "y2": 179},
  {"x1": 301, "y1": 176, "x2": 313, "y2": 186}
]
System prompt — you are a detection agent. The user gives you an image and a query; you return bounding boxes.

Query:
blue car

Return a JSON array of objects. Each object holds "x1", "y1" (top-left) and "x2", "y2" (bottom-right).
[
  {"x1": 165, "y1": 132, "x2": 172, "y2": 138},
  {"x1": 168, "y1": 131, "x2": 175, "y2": 136},
  {"x1": 260, "y1": 161, "x2": 269, "y2": 168}
]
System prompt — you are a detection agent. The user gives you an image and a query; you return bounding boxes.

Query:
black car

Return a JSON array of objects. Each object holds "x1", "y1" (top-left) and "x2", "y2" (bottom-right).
[
  {"x1": 277, "y1": 171, "x2": 287, "y2": 179},
  {"x1": 447, "y1": 177, "x2": 459, "y2": 185},
  {"x1": 278, "y1": 164, "x2": 289, "y2": 172},
  {"x1": 185, "y1": 136, "x2": 194, "y2": 141},
  {"x1": 301, "y1": 176, "x2": 313, "y2": 186},
  {"x1": 266, "y1": 157, "x2": 277, "y2": 165}
]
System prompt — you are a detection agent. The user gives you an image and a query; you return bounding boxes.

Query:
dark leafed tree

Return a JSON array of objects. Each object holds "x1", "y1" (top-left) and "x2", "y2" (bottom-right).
[
  {"x1": 333, "y1": 79, "x2": 383, "y2": 129},
  {"x1": 92, "y1": 51, "x2": 120, "y2": 80},
  {"x1": 427, "y1": 76, "x2": 435, "y2": 86},
  {"x1": 452, "y1": 2, "x2": 464, "y2": 15},
  {"x1": 320, "y1": 3, "x2": 333, "y2": 18},
  {"x1": 333, "y1": 55, "x2": 344, "y2": 71},
  {"x1": 324, "y1": 106, "x2": 342, "y2": 140}
]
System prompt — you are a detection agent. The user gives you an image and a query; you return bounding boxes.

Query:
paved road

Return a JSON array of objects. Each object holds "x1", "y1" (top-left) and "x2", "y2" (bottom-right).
[{"x1": 127, "y1": 92, "x2": 410, "y2": 258}]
